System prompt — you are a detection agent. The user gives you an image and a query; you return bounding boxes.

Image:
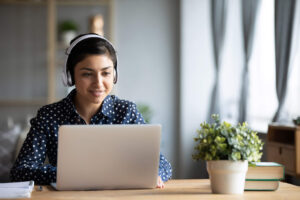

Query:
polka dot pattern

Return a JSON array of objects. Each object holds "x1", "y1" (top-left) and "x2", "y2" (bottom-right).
[{"x1": 10, "y1": 89, "x2": 172, "y2": 184}]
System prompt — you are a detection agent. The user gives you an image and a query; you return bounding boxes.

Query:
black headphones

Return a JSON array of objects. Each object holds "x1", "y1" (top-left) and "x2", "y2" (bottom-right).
[{"x1": 64, "y1": 34, "x2": 118, "y2": 86}]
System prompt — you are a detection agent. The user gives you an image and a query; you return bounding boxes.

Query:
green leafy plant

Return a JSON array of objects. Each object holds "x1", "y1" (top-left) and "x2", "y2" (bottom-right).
[
  {"x1": 137, "y1": 103, "x2": 153, "y2": 123},
  {"x1": 293, "y1": 116, "x2": 300, "y2": 126},
  {"x1": 58, "y1": 20, "x2": 78, "y2": 33},
  {"x1": 193, "y1": 114, "x2": 263, "y2": 162}
]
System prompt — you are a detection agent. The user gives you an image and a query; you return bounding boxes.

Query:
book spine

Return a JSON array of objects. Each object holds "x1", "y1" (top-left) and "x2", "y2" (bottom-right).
[{"x1": 246, "y1": 179, "x2": 282, "y2": 181}]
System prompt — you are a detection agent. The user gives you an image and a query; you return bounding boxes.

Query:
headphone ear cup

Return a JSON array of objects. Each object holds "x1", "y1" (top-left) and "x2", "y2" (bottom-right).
[
  {"x1": 67, "y1": 71, "x2": 73, "y2": 86},
  {"x1": 113, "y1": 68, "x2": 117, "y2": 84}
]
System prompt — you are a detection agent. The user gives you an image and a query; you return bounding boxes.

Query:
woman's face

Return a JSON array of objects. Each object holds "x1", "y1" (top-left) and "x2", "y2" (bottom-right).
[{"x1": 74, "y1": 54, "x2": 114, "y2": 106}]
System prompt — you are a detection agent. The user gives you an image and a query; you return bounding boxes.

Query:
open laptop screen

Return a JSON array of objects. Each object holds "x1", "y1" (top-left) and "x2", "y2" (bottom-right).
[{"x1": 55, "y1": 124, "x2": 161, "y2": 190}]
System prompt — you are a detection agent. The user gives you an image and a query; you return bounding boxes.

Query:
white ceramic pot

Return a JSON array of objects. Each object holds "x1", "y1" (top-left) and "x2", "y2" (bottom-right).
[
  {"x1": 206, "y1": 160, "x2": 248, "y2": 194},
  {"x1": 61, "y1": 31, "x2": 77, "y2": 47}
]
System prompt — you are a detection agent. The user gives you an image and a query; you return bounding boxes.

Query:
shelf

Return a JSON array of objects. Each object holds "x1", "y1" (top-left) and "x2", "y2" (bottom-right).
[
  {"x1": 0, "y1": 0, "x2": 109, "y2": 5},
  {"x1": 267, "y1": 124, "x2": 300, "y2": 177},
  {"x1": 0, "y1": 0, "x2": 46, "y2": 5},
  {"x1": 57, "y1": 0, "x2": 110, "y2": 6},
  {"x1": 268, "y1": 123, "x2": 300, "y2": 131},
  {"x1": 0, "y1": 0, "x2": 114, "y2": 108},
  {"x1": 0, "y1": 99, "x2": 47, "y2": 107}
]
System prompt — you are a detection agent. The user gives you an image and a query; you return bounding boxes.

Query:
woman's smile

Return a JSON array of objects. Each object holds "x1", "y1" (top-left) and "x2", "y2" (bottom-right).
[{"x1": 90, "y1": 89, "x2": 106, "y2": 97}]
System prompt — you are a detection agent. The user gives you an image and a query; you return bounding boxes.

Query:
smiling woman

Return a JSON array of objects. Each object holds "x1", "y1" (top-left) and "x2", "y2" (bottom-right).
[
  {"x1": 64, "y1": 34, "x2": 118, "y2": 124},
  {"x1": 74, "y1": 55, "x2": 115, "y2": 123},
  {"x1": 10, "y1": 33, "x2": 172, "y2": 188}
]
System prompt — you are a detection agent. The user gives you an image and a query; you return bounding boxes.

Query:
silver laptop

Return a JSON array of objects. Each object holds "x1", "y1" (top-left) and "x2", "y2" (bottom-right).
[{"x1": 52, "y1": 124, "x2": 161, "y2": 191}]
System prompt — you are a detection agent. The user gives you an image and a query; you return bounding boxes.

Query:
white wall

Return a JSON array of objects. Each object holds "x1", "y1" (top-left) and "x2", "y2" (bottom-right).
[
  {"x1": 114, "y1": 0, "x2": 180, "y2": 176},
  {"x1": 179, "y1": 0, "x2": 214, "y2": 178},
  {"x1": 114, "y1": 0, "x2": 217, "y2": 179}
]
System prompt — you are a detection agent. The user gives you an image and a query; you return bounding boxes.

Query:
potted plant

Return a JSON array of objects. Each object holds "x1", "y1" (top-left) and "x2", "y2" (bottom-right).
[
  {"x1": 192, "y1": 114, "x2": 263, "y2": 194},
  {"x1": 137, "y1": 103, "x2": 153, "y2": 123},
  {"x1": 293, "y1": 116, "x2": 300, "y2": 126},
  {"x1": 58, "y1": 20, "x2": 79, "y2": 46}
]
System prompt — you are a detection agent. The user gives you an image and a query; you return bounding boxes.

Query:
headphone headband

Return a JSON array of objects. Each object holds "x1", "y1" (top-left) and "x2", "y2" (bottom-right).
[{"x1": 66, "y1": 34, "x2": 115, "y2": 55}]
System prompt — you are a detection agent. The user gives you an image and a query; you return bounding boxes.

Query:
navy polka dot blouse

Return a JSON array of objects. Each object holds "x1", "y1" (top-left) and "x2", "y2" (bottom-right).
[{"x1": 10, "y1": 89, "x2": 172, "y2": 184}]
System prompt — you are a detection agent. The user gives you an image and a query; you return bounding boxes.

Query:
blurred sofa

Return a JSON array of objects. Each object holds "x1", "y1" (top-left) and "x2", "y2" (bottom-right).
[{"x1": 0, "y1": 121, "x2": 29, "y2": 182}]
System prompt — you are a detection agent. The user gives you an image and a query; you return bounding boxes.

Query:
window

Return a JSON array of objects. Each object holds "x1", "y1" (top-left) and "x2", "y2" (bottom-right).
[
  {"x1": 248, "y1": 0, "x2": 300, "y2": 132},
  {"x1": 247, "y1": 0, "x2": 278, "y2": 132}
]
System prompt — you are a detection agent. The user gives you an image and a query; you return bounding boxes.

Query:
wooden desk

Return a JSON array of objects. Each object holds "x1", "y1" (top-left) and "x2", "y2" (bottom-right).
[{"x1": 26, "y1": 179, "x2": 300, "y2": 200}]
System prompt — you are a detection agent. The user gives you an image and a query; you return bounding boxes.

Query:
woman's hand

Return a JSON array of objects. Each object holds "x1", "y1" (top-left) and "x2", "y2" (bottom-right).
[{"x1": 156, "y1": 176, "x2": 165, "y2": 188}]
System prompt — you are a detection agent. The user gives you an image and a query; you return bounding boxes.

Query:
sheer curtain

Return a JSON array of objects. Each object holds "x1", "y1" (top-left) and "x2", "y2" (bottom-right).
[
  {"x1": 278, "y1": 0, "x2": 300, "y2": 122},
  {"x1": 238, "y1": 0, "x2": 261, "y2": 123},
  {"x1": 207, "y1": 0, "x2": 227, "y2": 121},
  {"x1": 247, "y1": 0, "x2": 277, "y2": 132},
  {"x1": 245, "y1": 0, "x2": 300, "y2": 131},
  {"x1": 272, "y1": 0, "x2": 296, "y2": 122}
]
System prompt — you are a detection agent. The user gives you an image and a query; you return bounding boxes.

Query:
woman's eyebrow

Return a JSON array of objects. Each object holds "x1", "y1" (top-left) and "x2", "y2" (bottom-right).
[
  {"x1": 80, "y1": 66, "x2": 113, "y2": 71},
  {"x1": 100, "y1": 66, "x2": 113, "y2": 71},
  {"x1": 80, "y1": 67, "x2": 94, "y2": 71}
]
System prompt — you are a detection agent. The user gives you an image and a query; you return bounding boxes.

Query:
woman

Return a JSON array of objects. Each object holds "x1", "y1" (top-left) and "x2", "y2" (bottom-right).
[{"x1": 10, "y1": 33, "x2": 172, "y2": 188}]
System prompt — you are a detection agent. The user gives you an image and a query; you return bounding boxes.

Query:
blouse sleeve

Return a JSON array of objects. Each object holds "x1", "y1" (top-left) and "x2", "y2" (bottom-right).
[
  {"x1": 130, "y1": 102, "x2": 172, "y2": 182},
  {"x1": 158, "y1": 153, "x2": 172, "y2": 182},
  {"x1": 10, "y1": 108, "x2": 56, "y2": 185}
]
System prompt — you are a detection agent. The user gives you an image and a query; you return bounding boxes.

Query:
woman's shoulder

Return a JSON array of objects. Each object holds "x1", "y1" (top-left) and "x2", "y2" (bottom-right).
[
  {"x1": 38, "y1": 88, "x2": 75, "y2": 113},
  {"x1": 109, "y1": 95, "x2": 144, "y2": 123},
  {"x1": 109, "y1": 95, "x2": 138, "y2": 109},
  {"x1": 35, "y1": 98, "x2": 68, "y2": 116}
]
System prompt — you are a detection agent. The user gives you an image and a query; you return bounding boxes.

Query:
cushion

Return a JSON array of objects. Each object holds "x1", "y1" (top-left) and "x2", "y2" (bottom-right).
[{"x1": 0, "y1": 125, "x2": 21, "y2": 182}]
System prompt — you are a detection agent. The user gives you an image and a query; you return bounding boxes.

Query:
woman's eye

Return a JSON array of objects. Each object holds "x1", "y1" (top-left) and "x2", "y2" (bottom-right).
[
  {"x1": 103, "y1": 72, "x2": 111, "y2": 76},
  {"x1": 82, "y1": 73, "x2": 92, "y2": 77}
]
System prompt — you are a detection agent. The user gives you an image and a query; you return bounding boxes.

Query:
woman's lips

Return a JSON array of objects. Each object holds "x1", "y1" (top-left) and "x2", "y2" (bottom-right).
[{"x1": 90, "y1": 90, "x2": 105, "y2": 97}]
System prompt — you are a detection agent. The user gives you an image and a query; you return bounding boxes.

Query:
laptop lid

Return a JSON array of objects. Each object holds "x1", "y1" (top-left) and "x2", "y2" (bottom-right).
[{"x1": 55, "y1": 124, "x2": 161, "y2": 190}]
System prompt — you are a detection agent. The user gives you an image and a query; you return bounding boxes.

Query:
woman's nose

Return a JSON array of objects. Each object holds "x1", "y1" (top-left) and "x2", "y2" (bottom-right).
[{"x1": 94, "y1": 73, "x2": 104, "y2": 87}]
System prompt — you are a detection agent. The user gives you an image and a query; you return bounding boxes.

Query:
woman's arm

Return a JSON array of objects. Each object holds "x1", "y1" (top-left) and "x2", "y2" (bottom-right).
[
  {"x1": 158, "y1": 153, "x2": 172, "y2": 182},
  {"x1": 10, "y1": 108, "x2": 56, "y2": 185}
]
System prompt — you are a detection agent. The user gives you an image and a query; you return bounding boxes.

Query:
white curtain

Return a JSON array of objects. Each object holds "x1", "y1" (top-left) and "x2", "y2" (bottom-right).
[
  {"x1": 272, "y1": 0, "x2": 297, "y2": 122},
  {"x1": 207, "y1": 0, "x2": 228, "y2": 121},
  {"x1": 279, "y1": 0, "x2": 300, "y2": 122},
  {"x1": 238, "y1": 0, "x2": 261, "y2": 123}
]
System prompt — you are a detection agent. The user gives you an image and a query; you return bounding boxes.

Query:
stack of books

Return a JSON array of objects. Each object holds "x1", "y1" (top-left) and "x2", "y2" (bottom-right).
[
  {"x1": 0, "y1": 181, "x2": 34, "y2": 198},
  {"x1": 245, "y1": 162, "x2": 284, "y2": 191}
]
